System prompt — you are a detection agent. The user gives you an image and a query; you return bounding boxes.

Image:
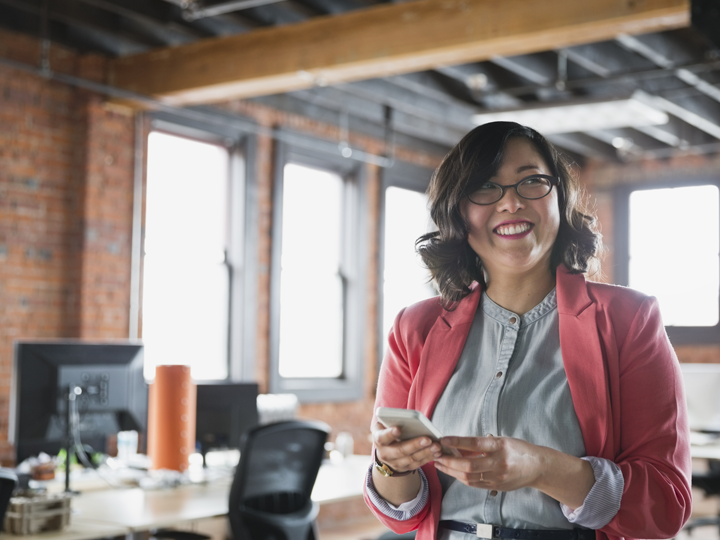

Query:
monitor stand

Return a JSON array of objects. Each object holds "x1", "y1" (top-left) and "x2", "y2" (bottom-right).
[{"x1": 64, "y1": 385, "x2": 82, "y2": 494}]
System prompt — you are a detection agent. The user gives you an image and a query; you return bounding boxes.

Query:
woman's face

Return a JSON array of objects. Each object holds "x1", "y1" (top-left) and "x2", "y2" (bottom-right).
[{"x1": 460, "y1": 137, "x2": 561, "y2": 281}]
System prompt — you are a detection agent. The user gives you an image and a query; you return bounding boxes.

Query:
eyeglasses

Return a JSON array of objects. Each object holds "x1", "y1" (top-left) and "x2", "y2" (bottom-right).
[{"x1": 466, "y1": 174, "x2": 559, "y2": 206}]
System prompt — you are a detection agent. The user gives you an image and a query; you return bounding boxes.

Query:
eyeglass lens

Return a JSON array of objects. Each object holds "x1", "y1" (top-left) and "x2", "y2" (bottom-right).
[{"x1": 468, "y1": 176, "x2": 553, "y2": 205}]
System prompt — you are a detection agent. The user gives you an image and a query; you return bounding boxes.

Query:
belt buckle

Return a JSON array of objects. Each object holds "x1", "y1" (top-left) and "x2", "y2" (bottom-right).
[{"x1": 475, "y1": 524, "x2": 493, "y2": 539}]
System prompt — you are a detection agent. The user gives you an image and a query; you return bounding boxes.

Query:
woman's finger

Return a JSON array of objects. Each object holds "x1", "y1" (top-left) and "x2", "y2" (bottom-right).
[
  {"x1": 375, "y1": 434, "x2": 443, "y2": 471},
  {"x1": 435, "y1": 461, "x2": 493, "y2": 488},
  {"x1": 441, "y1": 435, "x2": 498, "y2": 455},
  {"x1": 372, "y1": 422, "x2": 403, "y2": 446}
]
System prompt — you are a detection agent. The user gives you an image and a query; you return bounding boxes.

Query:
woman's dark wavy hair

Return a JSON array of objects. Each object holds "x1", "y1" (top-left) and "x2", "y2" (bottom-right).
[{"x1": 416, "y1": 121, "x2": 602, "y2": 309}]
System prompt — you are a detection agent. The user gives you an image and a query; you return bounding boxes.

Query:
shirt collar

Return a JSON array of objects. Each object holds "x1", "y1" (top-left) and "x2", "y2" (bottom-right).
[{"x1": 481, "y1": 288, "x2": 557, "y2": 327}]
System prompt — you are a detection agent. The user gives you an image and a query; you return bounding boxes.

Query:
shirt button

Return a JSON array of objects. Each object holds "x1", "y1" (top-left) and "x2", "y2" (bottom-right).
[
  {"x1": 489, "y1": 490, "x2": 498, "y2": 497},
  {"x1": 495, "y1": 371, "x2": 503, "y2": 378},
  {"x1": 509, "y1": 316, "x2": 517, "y2": 324}
]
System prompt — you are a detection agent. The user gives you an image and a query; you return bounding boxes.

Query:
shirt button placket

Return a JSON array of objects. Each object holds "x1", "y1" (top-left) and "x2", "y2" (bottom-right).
[{"x1": 484, "y1": 317, "x2": 517, "y2": 524}]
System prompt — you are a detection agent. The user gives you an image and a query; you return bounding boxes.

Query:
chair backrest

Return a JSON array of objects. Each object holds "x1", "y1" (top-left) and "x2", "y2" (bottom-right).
[
  {"x1": 229, "y1": 420, "x2": 330, "y2": 514},
  {"x1": 0, "y1": 469, "x2": 18, "y2": 524}
]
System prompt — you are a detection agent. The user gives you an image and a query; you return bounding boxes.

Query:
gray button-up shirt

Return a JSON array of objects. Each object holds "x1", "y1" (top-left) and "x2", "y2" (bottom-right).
[{"x1": 433, "y1": 289, "x2": 584, "y2": 535}]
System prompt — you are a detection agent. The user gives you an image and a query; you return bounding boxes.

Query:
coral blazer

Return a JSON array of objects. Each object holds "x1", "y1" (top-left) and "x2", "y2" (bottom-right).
[{"x1": 365, "y1": 266, "x2": 692, "y2": 540}]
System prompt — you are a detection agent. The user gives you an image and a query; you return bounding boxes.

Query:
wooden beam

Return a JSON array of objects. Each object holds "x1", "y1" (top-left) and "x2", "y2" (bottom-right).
[{"x1": 109, "y1": 0, "x2": 689, "y2": 105}]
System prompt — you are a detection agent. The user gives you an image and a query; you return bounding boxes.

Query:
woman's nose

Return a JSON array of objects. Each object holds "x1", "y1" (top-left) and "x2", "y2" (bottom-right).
[{"x1": 495, "y1": 187, "x2": 525, "y2": 212}]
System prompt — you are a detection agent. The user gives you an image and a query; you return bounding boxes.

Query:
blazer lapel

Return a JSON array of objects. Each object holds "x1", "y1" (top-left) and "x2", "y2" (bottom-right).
[
  {"x1": 412, "y1": 284, "x2": 481, "y2": 418},
  {"x1": 556, "y1": 267, "x2": 613, "y2": 457}
]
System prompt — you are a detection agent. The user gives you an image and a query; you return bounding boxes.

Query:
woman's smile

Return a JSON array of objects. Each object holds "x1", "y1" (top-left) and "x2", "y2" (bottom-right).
[{"x1": 494, "y1": 219, "x2": 534, "y2": 238}]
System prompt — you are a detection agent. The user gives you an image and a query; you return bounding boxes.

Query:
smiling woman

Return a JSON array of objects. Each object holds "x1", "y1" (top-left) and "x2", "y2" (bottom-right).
[{"x1": 364, "y1": 122, "x2": 692, "y2": 540}]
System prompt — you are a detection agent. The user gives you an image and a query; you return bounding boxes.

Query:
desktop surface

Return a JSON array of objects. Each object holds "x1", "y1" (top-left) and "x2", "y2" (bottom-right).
[{"x1": 12, "y1": 455, "x2": 371, "y2": 539}]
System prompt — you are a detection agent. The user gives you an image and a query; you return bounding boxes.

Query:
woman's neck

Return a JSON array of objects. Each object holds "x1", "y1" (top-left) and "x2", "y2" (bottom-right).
[{"x1": 484, "y1": 267, "x2": 556, "y2": 315}]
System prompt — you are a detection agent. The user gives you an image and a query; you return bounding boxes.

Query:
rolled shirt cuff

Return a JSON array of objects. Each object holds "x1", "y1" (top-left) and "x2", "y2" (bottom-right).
[
  {"x1": 365, "y1": 463, "x2": 429, "y2": 520},
  {"x1": 561, "y1": 456, "x2": 624, "y2": 530}
]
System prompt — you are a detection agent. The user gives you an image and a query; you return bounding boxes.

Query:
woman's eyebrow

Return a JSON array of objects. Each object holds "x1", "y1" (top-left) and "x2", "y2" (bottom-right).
[{"x1": 515, "y1": 164, "x2": 543, "y2": 173}]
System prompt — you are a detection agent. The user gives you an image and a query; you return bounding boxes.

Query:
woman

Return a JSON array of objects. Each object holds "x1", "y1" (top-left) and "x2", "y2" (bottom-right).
[{"x1": 363, "y1": 122, "x2": 691, "y2": 540}]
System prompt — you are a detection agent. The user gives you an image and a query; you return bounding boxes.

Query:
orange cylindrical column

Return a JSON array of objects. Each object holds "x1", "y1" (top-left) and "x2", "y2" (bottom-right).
[{"x1": 147, "y1": 365, "x2": 196, "y2": 471}]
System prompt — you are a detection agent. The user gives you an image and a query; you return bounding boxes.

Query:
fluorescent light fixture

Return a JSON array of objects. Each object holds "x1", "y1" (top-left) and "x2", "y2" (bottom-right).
[{"x1": 471, "y1": 90, "x2": 669, "y2": 134}]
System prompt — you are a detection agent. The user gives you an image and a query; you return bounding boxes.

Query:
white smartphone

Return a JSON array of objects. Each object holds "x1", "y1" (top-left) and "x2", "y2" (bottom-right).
[{"x1": 376, "y1": 407, "x2": 461, "y2": 456}]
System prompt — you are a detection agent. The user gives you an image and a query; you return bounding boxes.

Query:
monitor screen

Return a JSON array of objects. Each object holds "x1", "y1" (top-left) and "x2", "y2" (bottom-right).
[
  {"x1": 196, "y1": 382, "x2": 258, "y2": 456},
  {"x1": 680, "y1": 362, "x2": 720, "y2": 433},
  {"x1": 10, "y1": 341, "x2": 147, "y2": 464}
]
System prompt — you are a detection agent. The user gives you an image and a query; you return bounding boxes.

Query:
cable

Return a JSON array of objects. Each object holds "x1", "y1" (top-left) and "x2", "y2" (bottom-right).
[{"x1": 68, "y1": 390, "x2": 127, "y2": 490}]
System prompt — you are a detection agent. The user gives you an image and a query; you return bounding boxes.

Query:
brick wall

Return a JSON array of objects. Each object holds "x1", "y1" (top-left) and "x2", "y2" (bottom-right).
[{"x1": 0, "y1": 30, "x2": 136, "y2": 463}]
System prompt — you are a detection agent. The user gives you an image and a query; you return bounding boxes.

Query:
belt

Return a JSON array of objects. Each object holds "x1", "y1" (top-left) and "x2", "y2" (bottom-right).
[{"x1": 439, "y1": 520, "x2": 595, "y2": 540}]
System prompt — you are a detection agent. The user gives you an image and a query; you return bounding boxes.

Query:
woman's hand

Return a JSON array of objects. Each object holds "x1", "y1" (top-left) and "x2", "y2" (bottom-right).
[
  {"x1": 434, "y1": 435, "x2": 543, "y2": 491},
  {"x1": 373, "y1": 422, "x2": 443, "y2": 474},
  {"x1": 435, "y1": 435, "x2": 594, "y2": 509},
  {"x1": 370, "y1": 422, "x2": 443, "y2": 507}
]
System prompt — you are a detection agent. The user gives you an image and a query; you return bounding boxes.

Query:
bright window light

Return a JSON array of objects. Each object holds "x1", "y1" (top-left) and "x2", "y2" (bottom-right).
[
  {"x1": 629, "y1": 185, "x2": 719, "y2": 327},
  {"x1": 382, "y1": 187, "x2": 436, "y2": 346},
  {"x1": 143, "y1": 131, "x2": 230, "y2": 380},
  {"x1": 278, "y1": 163, "x2": 344, "y2": 378}
]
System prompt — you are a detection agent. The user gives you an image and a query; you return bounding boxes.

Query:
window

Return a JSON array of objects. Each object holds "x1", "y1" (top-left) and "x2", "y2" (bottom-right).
[
  {"x1": 270, "y1": 143, "x2": 366, "y2": 401},
  {"x1": 139, "y1": 113, "x2": 256, "y2": 381},
  {"x1": 278, "y1": 164, "x2": 344, "y2": 378},
  {"x1": 379, "y1": 162, "x2": 436, "y2": 363},
  {"x1": 616, "y1": 181, "x2": 720, "y2": 344}
]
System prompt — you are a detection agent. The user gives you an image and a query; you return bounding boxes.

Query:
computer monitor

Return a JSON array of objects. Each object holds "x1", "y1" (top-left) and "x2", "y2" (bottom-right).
[
  {"x1": 10, "y1": 340, "x2": 148, "y2": 464},
  {"x1": 680, "y1": 363, "x2": 720, "y2": 433},
  {"x1": 195, "y1": 382, "x2": 259, "y2": 456}
]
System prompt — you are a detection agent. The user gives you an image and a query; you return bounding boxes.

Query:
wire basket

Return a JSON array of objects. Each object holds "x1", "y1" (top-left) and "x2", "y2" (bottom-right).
[{"x1": 3, "y1": 493, "x2": 72, "y2": 535}]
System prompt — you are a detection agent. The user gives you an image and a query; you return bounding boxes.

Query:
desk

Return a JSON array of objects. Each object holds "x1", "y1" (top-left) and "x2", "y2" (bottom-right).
[
  {"x1": 313, "y1": 455, "x2": 369, "y2": 504},
  {"x1": 692, "y1": 442, "x2": 720, "y2": 462},
  {"x1": 72, "y1": 479, "x2": 232, "y2": 532},
  {"x1": 3, "y1": 455, "x2": 370, "y2": 540}
]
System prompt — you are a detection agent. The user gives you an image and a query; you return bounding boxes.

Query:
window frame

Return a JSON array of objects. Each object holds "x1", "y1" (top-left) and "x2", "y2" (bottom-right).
[
  {"x1": 269, "y1": 138, "x2": 367, "y2": 402},
  {"x1": 377, "y1": 161, "x2": 434, "y2": 375},
  {"x1": 136, "y1": 110, "x2": 259, "y2": 382},
  {"x1": 614, "y1": 178, "x2": 720, "y2": 345}
]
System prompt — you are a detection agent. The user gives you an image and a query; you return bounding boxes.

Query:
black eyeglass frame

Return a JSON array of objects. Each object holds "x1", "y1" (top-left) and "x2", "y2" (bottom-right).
[{"x1": 466, "y1": 174, "x2": 560, "y2": 206}]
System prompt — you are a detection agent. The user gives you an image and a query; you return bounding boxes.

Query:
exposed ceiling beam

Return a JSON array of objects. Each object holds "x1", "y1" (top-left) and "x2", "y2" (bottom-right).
[
  {"x1": 639, "y1": 92, "x2": 720, "y2": 139},
  {"x1": 337, "y1": 79, "x2": 477, "y2": 131},
  {"x1": 490, "y1": 54, "x2": 555, "y2": 86},
  {"x1": 75, "y1": 0, "x2": 204, "y2": 44},
  {"x1": 108, "y1": 0, "x2": 690, "y2": 105},
  {"x1": 547, "y1": 133, "x2": 620, "y2": 161},
  {"x1": 288, "y1": 87, "x2": 468, "y2": 146}
]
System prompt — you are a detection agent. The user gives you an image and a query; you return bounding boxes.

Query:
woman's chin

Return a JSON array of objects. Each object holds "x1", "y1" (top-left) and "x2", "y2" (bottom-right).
[{"x1": 486, "y1": 251, "x2": 553, "y2": 278}]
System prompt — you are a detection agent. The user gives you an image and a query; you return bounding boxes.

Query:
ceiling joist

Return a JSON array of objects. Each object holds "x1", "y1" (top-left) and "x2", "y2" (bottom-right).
[{"x1": 108, "y1": 0, "x2": 690, "y2": 105}]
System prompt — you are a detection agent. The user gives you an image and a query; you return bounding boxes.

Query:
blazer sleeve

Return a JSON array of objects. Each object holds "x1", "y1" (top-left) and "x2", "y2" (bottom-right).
[
  {"x1": 363, "y1": 308, "x2": 431, "y2": 533},
  {"x1": 599, "y1": 296, "x2": 692, "y2": 539}
]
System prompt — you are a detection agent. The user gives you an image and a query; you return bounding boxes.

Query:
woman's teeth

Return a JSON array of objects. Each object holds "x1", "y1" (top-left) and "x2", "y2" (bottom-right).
[{"x1": 496, "y1": 222, "x2": 531, "y2": 236}]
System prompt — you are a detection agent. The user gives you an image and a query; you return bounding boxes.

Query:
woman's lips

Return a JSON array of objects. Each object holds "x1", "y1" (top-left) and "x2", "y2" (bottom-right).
[{"x1": 494, "y1": 221, "x2": 533, "y2": 238}]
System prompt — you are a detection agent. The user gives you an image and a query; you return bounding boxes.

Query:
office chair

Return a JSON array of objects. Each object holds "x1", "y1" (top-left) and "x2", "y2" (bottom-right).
[
  {"x1": 684, "y1": 459, "x2": 720, "y2": 535},
  {"x1": 0, "y1": 469, "x2": 18, "y2": 524},
  {"x1": 228, "y1": 420, "x2": 330, "y2": 540}
]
